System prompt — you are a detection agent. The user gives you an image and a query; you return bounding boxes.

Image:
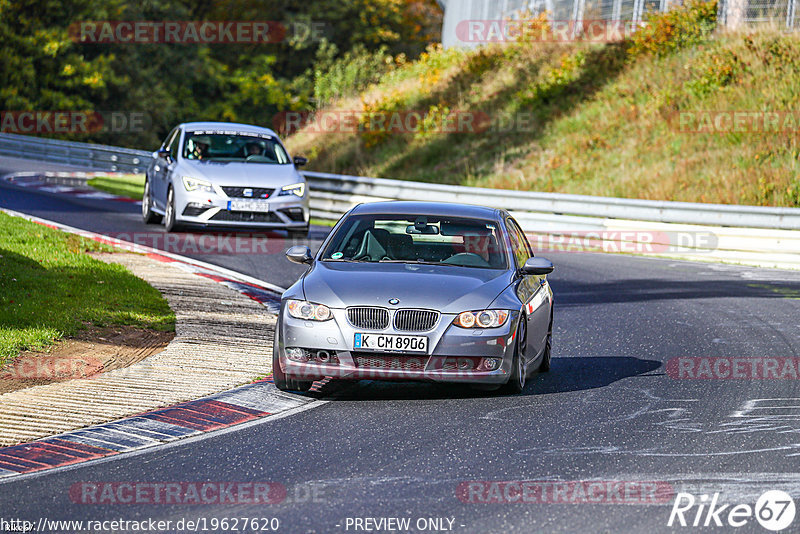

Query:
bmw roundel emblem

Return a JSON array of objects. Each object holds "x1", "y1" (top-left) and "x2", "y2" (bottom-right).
[{"x1": 388, "y1": 298, "x2": 400, "y2": 305}]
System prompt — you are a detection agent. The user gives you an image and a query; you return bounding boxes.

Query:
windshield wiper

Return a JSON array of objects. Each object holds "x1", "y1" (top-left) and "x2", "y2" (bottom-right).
[{"x1": 375, "y1": 259, "x2": 458, "y2": 267}]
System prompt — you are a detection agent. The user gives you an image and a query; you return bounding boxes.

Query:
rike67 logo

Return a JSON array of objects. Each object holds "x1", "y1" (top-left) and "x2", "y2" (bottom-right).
[{"x1": 668, "y1": 490, "x2": 795, "y2": 531}]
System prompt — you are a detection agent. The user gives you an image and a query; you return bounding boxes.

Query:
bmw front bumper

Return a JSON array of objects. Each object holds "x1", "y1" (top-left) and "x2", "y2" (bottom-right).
[{"x1": 276, "y1": 306, "x2": 520, "y2": 384}]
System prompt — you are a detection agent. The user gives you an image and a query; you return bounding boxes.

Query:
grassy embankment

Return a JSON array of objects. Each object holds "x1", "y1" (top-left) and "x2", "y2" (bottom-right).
[
  {"x1": 286, "y1": 0, "x2": 800, "y2": 207},
  {"x1": 0, "y1": 212, "x2": 175, "y2": 365},
  {"x1": 87, "y1": 174, "x2": 145, "y2": 199}
]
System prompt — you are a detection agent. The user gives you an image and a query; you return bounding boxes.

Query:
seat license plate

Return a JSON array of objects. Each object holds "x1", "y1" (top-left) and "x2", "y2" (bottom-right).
[{"x1": 228, "y1": 199, "x2": 270, "y2": 212}]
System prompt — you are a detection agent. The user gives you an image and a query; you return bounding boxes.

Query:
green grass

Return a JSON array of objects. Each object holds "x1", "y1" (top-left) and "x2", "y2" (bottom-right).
[
  {"x1": 287, "y1": 1, "x2": 800, "y2": 208},
  {"x1": 0, "y1": 212, "x2": 175, "y2": 365},
  {"x1": 87, "y1": 174, "x2": 145, "y2": 199},
  {"x1": 310, "y1": 217, "x2": 337, "y2": 227}
]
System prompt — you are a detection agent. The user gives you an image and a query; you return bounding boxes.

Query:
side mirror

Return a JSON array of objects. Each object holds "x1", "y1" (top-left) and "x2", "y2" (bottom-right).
[
  {"x1": 157, "y1": 148, "x2": 170, "y2": 160},
  {"x1": 293, "y1": 155, "x2": 308, "y2": 167},
  {"x1": 521, "y1": 257, "x2": 554, "y2": 275},
  {"x1": 286, "y1": 245, "x2": 313, "y2": 265}
]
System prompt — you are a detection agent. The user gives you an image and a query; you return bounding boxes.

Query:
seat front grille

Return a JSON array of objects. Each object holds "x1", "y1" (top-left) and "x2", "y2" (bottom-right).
[
  {"x1": 221, "y1": 186, "x2": 274, "y2": 198},
  {"x1": 210, "y1": 211, "x2": 281, "y2": 223}
]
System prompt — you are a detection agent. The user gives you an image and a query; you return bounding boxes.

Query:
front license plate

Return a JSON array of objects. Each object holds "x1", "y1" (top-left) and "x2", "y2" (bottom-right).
[
  {"x1": 353, "y1": 333, "x2": 428, "y2": 353},
  {"x1": 228, "y1": 199, "x2": 270, "y2": 212}
]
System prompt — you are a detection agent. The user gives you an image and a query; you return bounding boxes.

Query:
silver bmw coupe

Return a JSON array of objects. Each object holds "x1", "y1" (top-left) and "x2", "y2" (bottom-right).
[{"x1": 273, "y1": 201, "x2": 554, "y2": 394}]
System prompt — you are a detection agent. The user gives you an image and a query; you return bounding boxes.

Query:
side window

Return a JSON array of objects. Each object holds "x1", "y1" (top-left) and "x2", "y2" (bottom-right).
[
  {"x1": 507, "y1": 218, "x2": 532, "y2": 268},
  {"x1": 168, "y1": 129, "x2": 181, "y2": 161}
]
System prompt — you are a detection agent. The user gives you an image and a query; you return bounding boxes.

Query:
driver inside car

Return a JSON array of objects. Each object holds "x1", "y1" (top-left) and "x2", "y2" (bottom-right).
[
  {"x1": 187, "y1": 135, "x2": 211, "y2": 160},
  {"x1": 244, "y1": 141, "x2": 263, "y2": 157}
]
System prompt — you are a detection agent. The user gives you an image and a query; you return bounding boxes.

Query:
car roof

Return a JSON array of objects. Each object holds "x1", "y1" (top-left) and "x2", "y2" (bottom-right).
[
  {"x1": 350, "y1": 201, "x2": 506, "y2": 220},
  {"x1": 180, "y1": 121, "x2": 279, "y2": 137}
]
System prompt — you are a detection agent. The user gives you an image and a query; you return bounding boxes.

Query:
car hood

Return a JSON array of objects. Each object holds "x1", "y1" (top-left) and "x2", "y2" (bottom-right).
[
  {"x1": 181, "y1": 161, "x2": 302, "y2": 187},
  {"x1": 302, "y1": 261, "x2": 514, "y2": 313}
]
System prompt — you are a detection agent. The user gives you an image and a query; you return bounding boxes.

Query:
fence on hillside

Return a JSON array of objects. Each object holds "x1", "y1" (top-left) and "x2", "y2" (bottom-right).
[{"x1": 440, "y1": 0, "x2": 799, "y2": 48}]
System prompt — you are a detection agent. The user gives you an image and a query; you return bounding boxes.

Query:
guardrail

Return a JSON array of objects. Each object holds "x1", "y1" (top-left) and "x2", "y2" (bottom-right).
[
  {"x1": 2, "y1": 132, "x2": 799, "y2": 269},
  {"x1": 303, "y1": 170, "x2": 800, "y2": 230},
  {"x1": 0, "y1": 132, "x2": 150, "y2": 174}
]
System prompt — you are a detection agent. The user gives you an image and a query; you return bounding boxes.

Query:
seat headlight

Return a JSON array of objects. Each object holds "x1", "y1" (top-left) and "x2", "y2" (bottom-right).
[
  {"x1": 454, "y1": 310, "x2": 509, "y2": 328},
  {"x1": 182, "y1": 176, "x2": 214, "y2": 193},
  {"x1": 287, "y1": 299, "x2": 332, "y2": 321},
  {"x1": 279, "y1": 182, "x2": 305, "y2": 197}
]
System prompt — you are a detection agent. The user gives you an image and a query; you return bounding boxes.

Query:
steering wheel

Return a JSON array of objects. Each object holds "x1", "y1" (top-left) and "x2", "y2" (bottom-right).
[{"x1": 442, "y1": 252, "x2": 490, "y2": 267}]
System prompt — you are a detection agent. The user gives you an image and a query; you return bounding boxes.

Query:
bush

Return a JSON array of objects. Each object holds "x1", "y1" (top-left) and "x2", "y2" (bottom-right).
[
  {"x1": 314, "y1": 44, "x2": 403, "y2": 104},
  {"x1": 628, "y1": 0, "x2": 717, "y2": 57}
]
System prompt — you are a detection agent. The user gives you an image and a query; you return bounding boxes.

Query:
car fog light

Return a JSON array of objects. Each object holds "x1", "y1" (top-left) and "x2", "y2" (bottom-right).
[
  {"x1": 317, "y1": 350, "x2": 330, "y2": 363},
  {"x1": 286, "y1": 347, "x2": 306, "y2": 361},
  {"x1": 482, "y1": 358, "x2": 501, "y2": 370}
]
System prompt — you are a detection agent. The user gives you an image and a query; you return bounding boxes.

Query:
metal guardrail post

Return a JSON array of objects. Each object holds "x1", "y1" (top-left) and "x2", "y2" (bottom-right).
[
  {"x1": 632, "y1": 0, "x2": 644, "y2": 25},
  {"x1": 571, "y1": 0, "x2": 585, "y2": 37}
]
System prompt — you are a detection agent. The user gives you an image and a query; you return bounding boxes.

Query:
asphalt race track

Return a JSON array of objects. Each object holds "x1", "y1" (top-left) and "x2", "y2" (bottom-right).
[{"x1": 2, "y1": 156, "x2": 800, "y2": 533}]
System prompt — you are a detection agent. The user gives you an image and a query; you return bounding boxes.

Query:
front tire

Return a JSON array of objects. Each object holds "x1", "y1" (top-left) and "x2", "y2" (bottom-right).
[
  {"x1": 142, "y1": 180, "x2": 161, "y2": 224},
  {"x1": 539, "y1": 316, "x2": 553, "y2": 373},
  {"x1": 501, "y1": 321, "x2": 526, "y2": 394},
  {"x1": 164, "y1": 186, "x2": 181, "y2": 233}
]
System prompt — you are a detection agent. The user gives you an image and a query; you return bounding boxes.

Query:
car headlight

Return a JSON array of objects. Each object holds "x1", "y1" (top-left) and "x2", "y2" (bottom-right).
[
  {"x1": 453, "y1": 310, "x2": 509, "y2": 329},
  {"x1": 278, "y1": 182, "x2": 305, "y2": 197},
  {"x1": 287, "y1": 299, "x2": 332, "y2": 321},
  {"x1": 182, "y1": 176, "x2": 214, "y2": 193}
]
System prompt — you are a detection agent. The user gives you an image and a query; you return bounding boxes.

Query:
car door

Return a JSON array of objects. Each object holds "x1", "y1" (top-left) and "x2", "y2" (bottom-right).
[
  {"x1": 508, "y1": 217, "x2": 550, "y2": 363},
  {"x1": 152, "y1": 128, "x2": 179, "y2": 210}
]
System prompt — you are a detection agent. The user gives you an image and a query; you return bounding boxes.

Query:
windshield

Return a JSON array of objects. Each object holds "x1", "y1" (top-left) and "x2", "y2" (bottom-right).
[
  {"x1": 321, "y1": 214, "x2": 508, "y2": 269},
  {"x1": 183, "y1": 130, "x2": 291, "y2": 164}
]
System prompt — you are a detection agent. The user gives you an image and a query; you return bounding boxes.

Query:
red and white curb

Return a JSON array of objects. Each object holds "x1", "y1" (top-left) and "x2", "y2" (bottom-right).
[
  {"x1": 3, "y1": 172, "x2": 141, "y2": 204},
  {"x1": 0, "y1": 381, "x2": 322, "y2": 480},
  {"x1": 0, "y1": 207, "x2": 333, "y2": 480}
]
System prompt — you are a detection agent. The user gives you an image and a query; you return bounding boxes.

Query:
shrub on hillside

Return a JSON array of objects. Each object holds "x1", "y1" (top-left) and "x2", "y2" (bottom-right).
[
  {"x1": 314, "y1": 44, "x2": 405, "y2": 104},
  {"x1": 685, "y1": 47, "x2": 747, "y2": 97},
  {"x1": 629, "y1": 0, "x2": 717, "y2": 57}
]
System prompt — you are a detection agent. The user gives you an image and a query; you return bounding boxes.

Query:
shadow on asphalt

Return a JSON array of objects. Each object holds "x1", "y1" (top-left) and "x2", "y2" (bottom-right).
[
  {"x1": 310, "y1": 356, "x2": 661, "y2": 401},
  {"x1": 553, "y1": 278, "x2": 800, "y2": 306}
]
